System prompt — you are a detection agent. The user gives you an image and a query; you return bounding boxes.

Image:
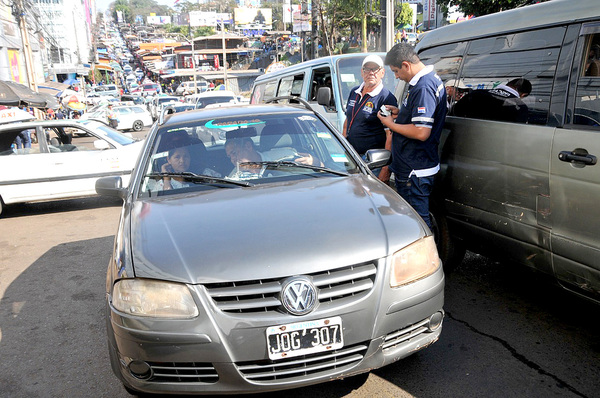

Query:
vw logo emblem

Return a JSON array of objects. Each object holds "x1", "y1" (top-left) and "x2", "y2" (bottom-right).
[{"x1": 281, "y1": 277, "x2": 317, "y2": 315}]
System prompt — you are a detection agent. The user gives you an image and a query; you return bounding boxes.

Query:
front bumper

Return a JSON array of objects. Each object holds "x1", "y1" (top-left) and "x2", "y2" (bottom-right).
[{"x1": 106, "y1": 265, "x2": 445, "y2": 395}]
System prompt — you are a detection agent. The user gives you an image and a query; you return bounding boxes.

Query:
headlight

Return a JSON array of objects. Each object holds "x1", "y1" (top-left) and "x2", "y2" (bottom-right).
[
  {"x1": 390, "y1": 236, "x2": 440, "y2": 287},
  {"x1": 111, "y1": 279, "x2": 199, "y2": 318}
]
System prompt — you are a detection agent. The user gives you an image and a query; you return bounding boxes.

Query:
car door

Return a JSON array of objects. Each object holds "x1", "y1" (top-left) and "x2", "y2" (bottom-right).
[
  {"x1": 115, "y1": 107, "x2": 133, "y2": 130},
  {"x1": 550, "y1": 25, "x2": 600, "y2": 298},
  {"x1": 41, "y1": 124, "x2": 126, "y2": 198}
]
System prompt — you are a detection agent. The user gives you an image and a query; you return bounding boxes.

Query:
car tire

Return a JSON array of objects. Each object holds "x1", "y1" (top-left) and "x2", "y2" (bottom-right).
[
  {"x1": 430, "y1": 201, "x2": 465, "y2": 272},
  {"x1": 0, "y1": 195, "x2": 4, "y2": 217},
  {"x1": 132, "y1": 120, "x2": 144, "y2": 131}
]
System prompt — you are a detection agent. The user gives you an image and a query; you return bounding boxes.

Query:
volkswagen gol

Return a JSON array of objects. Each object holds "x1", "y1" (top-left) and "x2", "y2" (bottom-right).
[{"x1": 96, "y1": 102, "x2": 445, "y2": 395}]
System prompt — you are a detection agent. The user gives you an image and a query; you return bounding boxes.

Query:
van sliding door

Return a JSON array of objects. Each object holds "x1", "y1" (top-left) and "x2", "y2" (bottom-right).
[{"x1": 550, "y1": 23, "x2": 600, "y2": 298}]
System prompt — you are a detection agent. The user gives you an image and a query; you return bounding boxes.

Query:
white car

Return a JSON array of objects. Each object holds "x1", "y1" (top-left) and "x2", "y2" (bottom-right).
[
  {"x1": 184, "y1": 90, "x2": 238, "y2": 109},
  {"x1": 175, "y1": 80, "x2": 209, "y2": 95},
  {"x1": 0, "y1": 120, "x2": 144, "y2": 216},
  {"x1": 82, "y1": 105, "x2": 153, "y2": 131},
  {"x1": 149, "y1": 95, "x2": 180, "y2": 120}
]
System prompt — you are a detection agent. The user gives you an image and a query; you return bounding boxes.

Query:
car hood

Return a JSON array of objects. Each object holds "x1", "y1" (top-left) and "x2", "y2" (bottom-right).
[{"x1": 129, "y1": 176, "x2": 425, "y2": 284}]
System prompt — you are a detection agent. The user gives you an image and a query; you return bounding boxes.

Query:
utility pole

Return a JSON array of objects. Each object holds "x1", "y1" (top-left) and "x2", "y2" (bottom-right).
[
  {"x1": 221, "y1": 18, "x2": 228, "y2": 91},
  {"x1": 13, "y1": 0, "x2": 38, "y2": 92},
  {"x1": 189, "y1": 20, "x2": 197, "y2": 94}
]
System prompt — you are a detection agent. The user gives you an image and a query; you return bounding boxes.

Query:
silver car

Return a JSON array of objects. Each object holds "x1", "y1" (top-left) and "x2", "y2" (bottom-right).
[{"x1": 96, "y1": 103, "x2": 444, "y2": 395}]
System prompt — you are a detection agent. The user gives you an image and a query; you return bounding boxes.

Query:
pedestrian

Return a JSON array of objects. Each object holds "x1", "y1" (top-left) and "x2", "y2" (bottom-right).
[
  {"x1": 342, "y1": 54, "x2": 398, "y2": 182},
  {"x1": 377, "y1": 43, "x2": 448, "y2": 229},
  {"x1": 107, "y1": 104, "x2": 119, "y2": 129}
]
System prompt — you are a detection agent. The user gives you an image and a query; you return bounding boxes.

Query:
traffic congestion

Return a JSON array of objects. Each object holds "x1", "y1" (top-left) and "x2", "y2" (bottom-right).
[{"x1": 1, "y1": 0, "x2": 599, "y2": 397}]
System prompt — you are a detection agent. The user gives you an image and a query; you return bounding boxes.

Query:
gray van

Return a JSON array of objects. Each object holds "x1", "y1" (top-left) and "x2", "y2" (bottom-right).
[
  {"x1": 414, "y1": 0, "x2": 600, "y2": 302},
  {"x1": 250, "y1": 53, "x2": 398, "y2": 133}
]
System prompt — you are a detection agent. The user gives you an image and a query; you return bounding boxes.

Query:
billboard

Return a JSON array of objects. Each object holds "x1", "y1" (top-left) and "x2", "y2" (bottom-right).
[
  {"x1": 234, "y1": 8, "x2": 272, "y2": 30},
  {"x1": 147, "y1": 15, "x2": 172, "y2": 25},
  {"x1": 190, "y1": 11, "x2": 217, "y2": 27},
  {"x1": 291, "y1": 4, "x2": 311, "y2": 32}
]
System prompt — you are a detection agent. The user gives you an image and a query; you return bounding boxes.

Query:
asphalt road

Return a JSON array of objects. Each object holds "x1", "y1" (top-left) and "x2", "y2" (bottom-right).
[{"x1": 0, "y1": 128, "x2": 598, "y2": 398}]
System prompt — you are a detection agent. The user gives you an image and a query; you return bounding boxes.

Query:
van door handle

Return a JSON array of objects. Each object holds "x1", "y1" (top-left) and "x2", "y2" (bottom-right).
[{"x1": 558, "y1": 150, "x2": 597, "y2": 165}]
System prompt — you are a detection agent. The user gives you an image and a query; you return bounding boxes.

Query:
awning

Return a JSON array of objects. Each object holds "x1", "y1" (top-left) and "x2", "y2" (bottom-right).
[{"x1": 94, "y1": 64, "x2": 114, "y2": 71}]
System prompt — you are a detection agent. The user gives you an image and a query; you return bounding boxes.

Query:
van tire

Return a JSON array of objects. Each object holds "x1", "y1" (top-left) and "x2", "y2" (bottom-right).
[
  {"x1": 430, "y1": 201, "x2": 465, "y2": 272},
  {"x1": 0, "y1": 195, "x2": 3, "y2": 217},
  {"x1": 132, "y1": 120, "x2": 144, "y2": 131}
]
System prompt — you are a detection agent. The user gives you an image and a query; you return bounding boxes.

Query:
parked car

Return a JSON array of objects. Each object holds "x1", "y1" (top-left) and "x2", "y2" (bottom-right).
[
  {"x1": 82, "y1": 105, "x2": 152, "y2": 132},
  {"x1": 413, "y1": 0, "x2": 600, "y2": 302},
  {"x1": 95, "y1": 103, "x2": 445, "y2": 395},
  {"x1": 148, "y1": 95, "x2": 180, "y2": 120},
  {"x1": 185, "y1": 90, "x2": 238, "y2": 109},
  {"x1": 91, "y1": 84, "x2": 120, "y2": 98},
  {"x1": 141, "y1": 82, "x2": 161, "y2": 96},
  {"x1": 0, "y1": 120, "x2": 143, "y2": 216},
  {"x1": 175, "y1": 80, "x2": 209, "y2": 95}
]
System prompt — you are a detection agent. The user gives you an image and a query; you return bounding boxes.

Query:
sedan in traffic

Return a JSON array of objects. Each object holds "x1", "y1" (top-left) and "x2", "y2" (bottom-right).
[
  {"x1": 96, "y1": 103, "x2": 444, "y2": 395},
  {"x1": 0, "y1": 119, "x2": 143, "y2": 216}
]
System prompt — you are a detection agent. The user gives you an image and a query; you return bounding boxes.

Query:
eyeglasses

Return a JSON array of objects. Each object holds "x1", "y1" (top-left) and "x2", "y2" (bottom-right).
[{"x1": 362, "y1": 67, "x2": 382, "y2": 74}]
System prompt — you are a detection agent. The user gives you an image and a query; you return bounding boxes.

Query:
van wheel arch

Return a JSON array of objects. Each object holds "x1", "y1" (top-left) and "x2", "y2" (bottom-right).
[{"x1": 430, "y1": 200, "x2": 465, "y2": 272}]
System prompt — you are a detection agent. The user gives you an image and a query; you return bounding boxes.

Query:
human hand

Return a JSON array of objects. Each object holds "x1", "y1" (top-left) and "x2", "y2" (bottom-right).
[
  {"x1": 378, "y1": 166, "x2": 391, "y2": 184},
  {"x1": 161, "y1": 163, "x2": 174, "y2": 173}
]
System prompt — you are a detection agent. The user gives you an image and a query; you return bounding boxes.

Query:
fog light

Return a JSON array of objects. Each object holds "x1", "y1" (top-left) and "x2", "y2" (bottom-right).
[
  {"x1": 427, "y1": 311, "x2": 444, "y2": 331},
  {"x1": 129, "y1": 360, "x2": 152, "y2": 380}
]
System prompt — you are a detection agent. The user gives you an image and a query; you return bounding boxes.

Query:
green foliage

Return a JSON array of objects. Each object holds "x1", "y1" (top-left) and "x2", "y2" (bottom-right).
[
  {"x1": 395, "y1": 3, "x2": 413, "y2": 28},
  {"x1": 441, "y1": 0, "x2": 550, "y2": 17}
]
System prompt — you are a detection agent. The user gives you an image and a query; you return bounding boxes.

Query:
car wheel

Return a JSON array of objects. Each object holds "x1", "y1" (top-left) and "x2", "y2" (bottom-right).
[
  {"x1": 430, "y1": 201, "x2": 465, "y2": 272},
  {"x1": 132, "y1": 120, "x2": 144, "y2": 131},
  {"x1": 0, "y1": 195, "x2": 4, "y2": 217}
]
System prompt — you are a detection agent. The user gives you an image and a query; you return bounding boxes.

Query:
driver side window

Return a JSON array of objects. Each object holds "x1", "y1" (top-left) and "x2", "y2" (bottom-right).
[{"x1": 574, "y1": 33, "x2": 600, "y2": 127}]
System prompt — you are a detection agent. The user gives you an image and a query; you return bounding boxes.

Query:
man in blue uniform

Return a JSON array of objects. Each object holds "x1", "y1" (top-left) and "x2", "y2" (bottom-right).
[
  {"x1": 343, "y1": 54, "x2": 398, "y2": 182},
  {"x1": 378, "y1": 43, "x2": 447, "y2": 228}
]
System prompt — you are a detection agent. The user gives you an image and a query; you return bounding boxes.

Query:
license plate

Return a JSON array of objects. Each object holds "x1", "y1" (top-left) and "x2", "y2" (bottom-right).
[{"x1": 266, "y1": 316, "x2": 343, "y2": 360}]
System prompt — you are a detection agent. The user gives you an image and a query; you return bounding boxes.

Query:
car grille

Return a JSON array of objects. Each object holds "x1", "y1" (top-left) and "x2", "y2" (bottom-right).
[
  {"x1": 236, "y1": 343, "x2": 368, "y2": 381},
  {"x1": 382, "y1": 318, "x2": 432, "y2": 351},
  {"x1": 144, "y1": 362, "x2": 218, "y2": 383},
  {"x1": 204, "y1": 262, "x2": 377, "y2": 314}
]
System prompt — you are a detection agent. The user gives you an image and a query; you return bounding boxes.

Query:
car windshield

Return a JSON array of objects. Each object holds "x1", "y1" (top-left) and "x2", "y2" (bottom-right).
[
  {"x1": 337, "y1": 56, "x2": 399, "y2": 110},
  {"x1": 78, "y1": 120, "x2": 137, "y2": 145},
  {"x1": 139, "y1": 111, "x2": 359, "y2": 196}
]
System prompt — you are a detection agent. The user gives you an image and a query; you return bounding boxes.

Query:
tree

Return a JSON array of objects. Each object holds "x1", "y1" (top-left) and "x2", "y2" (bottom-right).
[
  {"x1": 441, "y1": 0, "x2": 550, "y2": 17},
  {"x1": 395, "y1": 3, "x2": 413, "y2": 29}
]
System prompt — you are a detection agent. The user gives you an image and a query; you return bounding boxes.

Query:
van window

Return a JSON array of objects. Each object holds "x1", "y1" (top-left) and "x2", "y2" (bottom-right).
[
  {"x1": 574, "y1": 32, "x2": 600, "y2": 126},
  {"x1": 278, "y1": 74, "x2": 304, "y2": 99},
  {"x1": 309, "y1": 67, "x2": 332, "y2": 102},
  {"x1": 457, "y1": 26, "x2": 566, "y2": 125},
  {"x1": 418, "y1": 42, "x2": 468, "y2": 108}
]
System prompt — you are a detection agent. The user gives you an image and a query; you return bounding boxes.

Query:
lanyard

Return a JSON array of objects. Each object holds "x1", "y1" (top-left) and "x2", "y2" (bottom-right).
[{"x1": 347, "y1": 91, "x2": 371, "y2": 133}]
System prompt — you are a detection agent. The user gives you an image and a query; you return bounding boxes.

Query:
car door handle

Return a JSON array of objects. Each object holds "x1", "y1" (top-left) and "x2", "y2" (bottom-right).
[{"x1": 558, "y1": 150, "x2": 597, "y2": 165}]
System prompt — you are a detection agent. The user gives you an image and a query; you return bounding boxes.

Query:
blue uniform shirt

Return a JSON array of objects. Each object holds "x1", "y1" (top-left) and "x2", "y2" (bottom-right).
[
  {"x1": 345, "y1": 82, "x2": 398, "y2": 155},
  {"x1": 391, "y1": 65, "x2": 447, "y2": 178}
]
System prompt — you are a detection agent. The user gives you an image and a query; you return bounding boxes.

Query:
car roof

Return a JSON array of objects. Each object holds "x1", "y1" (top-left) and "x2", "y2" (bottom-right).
[
  {"x1": 159, "y1": 103, "x2": 317, "y2": 127},
  {"x1": 189, "y1": 90, "x2": 236, "y2": 98},
  {"x1": 417, "y1": 0, "x2": 598, "y2": 51}
]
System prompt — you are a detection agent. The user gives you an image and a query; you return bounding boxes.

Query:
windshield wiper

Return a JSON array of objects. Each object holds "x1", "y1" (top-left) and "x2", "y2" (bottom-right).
[
  {"x1": 238, "y1": 161, "x2": 350, "y2": 176},
  {"x1": 146, "y1": 172, "x2": 252, "y2": 187}
]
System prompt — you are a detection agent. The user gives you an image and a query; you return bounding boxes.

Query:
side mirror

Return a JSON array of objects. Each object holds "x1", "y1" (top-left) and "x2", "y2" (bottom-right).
[
  {"x1": 364, "y1": 149, "x2": 392, "y2": 170},
  {"x1": 317, "y1": 87, "x2": 334, "y2": 111},
  {"x1": 94, "y1": 140, "x2": 111, "y2": 150},
  {"x1": 96, "y1": 176, "x2": 127, "y2": 200}
]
